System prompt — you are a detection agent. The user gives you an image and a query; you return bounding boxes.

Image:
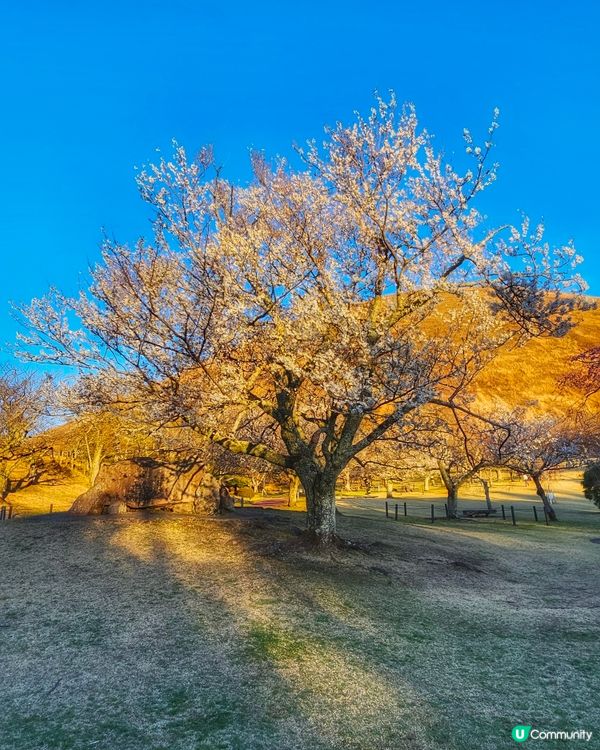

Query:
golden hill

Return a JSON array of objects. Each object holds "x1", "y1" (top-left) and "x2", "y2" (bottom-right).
[{"x1": 471, "y1": 295, "x2": 600, "y2": 414}]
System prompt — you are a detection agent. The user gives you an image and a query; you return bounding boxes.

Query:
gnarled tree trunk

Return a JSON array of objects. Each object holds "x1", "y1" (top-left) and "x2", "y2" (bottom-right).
[
  {"x1": 438, "y1": 463, "x2": 459, "y2": 518},
  {"x1": 296, "y1": 464, "x2": 338, "y2": 543},
  {"x1": 446, "y1": 485, "x2": 459, "y2": 519},
  {"x1": 533, "y1": 473, "x2": 557, "y2": 521}
]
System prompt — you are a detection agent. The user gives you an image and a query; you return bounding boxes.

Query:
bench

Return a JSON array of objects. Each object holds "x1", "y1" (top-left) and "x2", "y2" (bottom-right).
[
  {"x1": 461, "y1": 509, "x2": 498, "y2": 518},
  {"x1": 125, "y1": 498, "x2": 187, "y2": 510}
]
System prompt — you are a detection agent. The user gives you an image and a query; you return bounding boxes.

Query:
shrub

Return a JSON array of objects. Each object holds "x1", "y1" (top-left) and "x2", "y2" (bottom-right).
[{"x1": 583, "y1": 463, "x2": 600, "y2": 508}]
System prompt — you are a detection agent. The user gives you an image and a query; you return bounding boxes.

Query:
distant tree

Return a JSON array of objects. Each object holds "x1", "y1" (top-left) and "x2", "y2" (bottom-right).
[
  {"x1": 347, "y1": 409, "x2": 438, "y2": 497},
  {"x1": 571, "y1": 347, "x2": 600, "y2": 398},
  {"x1": 500, "y1": 413, "x2": 590, "y2": 521},
  {"x1": 45, "y1": 395, "x2": 161, "y2": 487},
  {"x1": 0, "y1": 368, "x2": 52, "y2": 504},
  {"x1": 73, "y1": 413, "x2": 159, "y2": 486},
  {"x1": 583, "y1": 463, "x2": 600, "y2": 508},
  {"x1": 424, "y1": 404, "x2": 511, "y2": 517},
  {"x1": 18, "y1": 97, "x2": 585, "y2": 543}
]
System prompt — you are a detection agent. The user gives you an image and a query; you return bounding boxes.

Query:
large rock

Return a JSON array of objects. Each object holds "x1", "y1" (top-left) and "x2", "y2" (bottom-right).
[{"x1": 70, "y1": 458, "x2": 226, "y2": 516}]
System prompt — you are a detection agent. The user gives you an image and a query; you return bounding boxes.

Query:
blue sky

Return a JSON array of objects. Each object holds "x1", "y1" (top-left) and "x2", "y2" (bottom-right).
[{"x1": 1, "y1": 0, "x2": 598, "y2": 364}]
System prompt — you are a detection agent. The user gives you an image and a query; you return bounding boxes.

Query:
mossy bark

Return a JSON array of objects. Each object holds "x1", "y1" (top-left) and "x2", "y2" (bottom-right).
[{"x1": 297, "y1": 464, "x2": 338, "y2": 543}]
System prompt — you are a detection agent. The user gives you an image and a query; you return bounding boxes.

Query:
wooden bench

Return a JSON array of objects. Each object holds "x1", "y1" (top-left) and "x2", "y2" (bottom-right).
[
  {"x1": 461, "y1": 509, "x2": 498, "y2": 518},
  {"x1": 125, "y1": 498, "x2": 187, "y2": 511}
]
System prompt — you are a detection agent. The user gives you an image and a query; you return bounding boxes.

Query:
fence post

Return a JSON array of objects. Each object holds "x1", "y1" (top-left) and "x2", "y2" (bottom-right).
[
  {"x1": 510, "y1": 505, "x2": 516, "y2": 526},
  {"x1": 0, "y1": 506, "x2": 5, "y2": 521},
  {"x1": 395, "y1": 503, "x2": 398, "y2": 521},
  {"x1": 49, "y1": 503, "x2": 53, "y2": 514},
  {"x1": 403, "y1": 501, "x2": 407, "y2": 517},
  {"x1": 8, "y1": 505, "x2": 12, "y2": 519},
  {"x1": 543, "y1": 506, "x2": 549, "y2": 526},
  {"x1": 533, "y1": 506, "x2": 538, "y2": 522},
  {"x1": 501, "y1": 504, "x2": 506, "y2": 520},
  {"x1": 431, "y1": 504, "x2": 435, "y2": 524},
  {"x1": 241, "y1": 496, "x2": 244, "y2": 508},
  {"x1": 385, "y1": 501, "x2": 389, "y2": 518},
  {"x1": 444, "y1": 503, "x2": 448, "y2": 519}
]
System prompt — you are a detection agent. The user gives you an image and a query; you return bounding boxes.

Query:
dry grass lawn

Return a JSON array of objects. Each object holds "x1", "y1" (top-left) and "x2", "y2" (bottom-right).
[
  {"x1": 1, "y1": 507, "x2": 599, "y2": 750},
  {"x1": 3, "y1": 478, "x2": 89, "y2": 517}
]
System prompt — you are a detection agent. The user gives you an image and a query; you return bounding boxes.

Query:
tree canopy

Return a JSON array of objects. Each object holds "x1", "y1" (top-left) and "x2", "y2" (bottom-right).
[{"x1": 18, "y1": 96, "x2": 587, "y2": 541}]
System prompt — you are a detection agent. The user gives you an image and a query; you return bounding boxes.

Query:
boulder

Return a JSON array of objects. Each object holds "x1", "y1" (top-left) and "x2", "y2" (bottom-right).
[
  {"x1": 194, "y1": 472, "x2": 222, "y2": 514},
  {"x1": 70, "y1": 458, "x2": 225, "y2": 516},
  {"x1": 219, "y1": 484, "x2": 235, "y2": 512}
]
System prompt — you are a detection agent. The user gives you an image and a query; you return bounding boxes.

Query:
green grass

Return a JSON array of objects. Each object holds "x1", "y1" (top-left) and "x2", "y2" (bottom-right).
[
  {"x1": 1, "y1": 504, "x2": 599, "y2": 750},
  {"x1": 245, "y1": 623, "x2": 311, "y2": 661}
]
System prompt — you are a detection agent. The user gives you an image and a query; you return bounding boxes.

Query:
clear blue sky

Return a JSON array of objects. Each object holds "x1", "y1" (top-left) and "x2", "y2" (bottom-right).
[{"x1": 1, "y1": 0, "x2": 598, "y2": 365}]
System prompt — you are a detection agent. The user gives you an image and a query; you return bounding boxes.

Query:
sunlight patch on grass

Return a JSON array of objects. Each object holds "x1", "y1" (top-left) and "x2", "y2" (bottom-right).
[{"x1": 1, "y1": 511, "x2": 599, "y2": 749}]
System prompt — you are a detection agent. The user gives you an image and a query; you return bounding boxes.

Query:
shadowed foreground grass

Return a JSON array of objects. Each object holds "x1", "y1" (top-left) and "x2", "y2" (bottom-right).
[{"x1": 0, "y1": 509, "x2": 599, "y2": 750}]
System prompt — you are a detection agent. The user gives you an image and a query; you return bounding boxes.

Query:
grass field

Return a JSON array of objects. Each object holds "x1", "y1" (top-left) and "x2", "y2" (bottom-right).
[
  {"x1": 3, "y1": 478, "x2": 89, "y2": 517},
  {"x1": 1, "y1": 490, "x2": 599, "y2": 750},
  {"x1": 336, "y1": 471, "x2": 596, "y2": 526}
]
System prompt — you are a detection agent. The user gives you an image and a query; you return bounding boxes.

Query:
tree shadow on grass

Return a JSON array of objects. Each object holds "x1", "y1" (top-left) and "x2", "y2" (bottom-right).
[
  {"x1": 1, "y1": 509, "x2": 599, "y2": 750},
  {"x1": 0, "y1": 512, "x2": 436, "y2": 750}
]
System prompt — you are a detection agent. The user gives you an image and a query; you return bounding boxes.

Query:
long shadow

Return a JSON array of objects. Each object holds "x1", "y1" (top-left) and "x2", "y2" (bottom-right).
[
  {"x1": 0, "y1": 510, "x2": 430, "y2": 750},
  {"x1": 0, "y1": 512, "x2": 322, "y2": 749},
  {"x1": 231, "y1": 510, "x2": 600, "y2": 750},
  {"x1": 2, "y1": 508, "x2": 599, "y2": 750},
  {"x1": 231, "y1": 508, "x2": 600, "y2": 748}
]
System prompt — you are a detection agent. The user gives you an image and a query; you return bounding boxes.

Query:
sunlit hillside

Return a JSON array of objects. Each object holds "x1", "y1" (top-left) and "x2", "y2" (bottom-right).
[{"x1": 472, "y1": 296, "x2": 600, "y2": 413}]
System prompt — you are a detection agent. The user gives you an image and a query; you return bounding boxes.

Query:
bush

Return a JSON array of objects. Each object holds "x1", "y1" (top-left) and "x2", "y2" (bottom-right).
[{"x1": 583, "y1": 463, "x2": 600, "y2": 508}]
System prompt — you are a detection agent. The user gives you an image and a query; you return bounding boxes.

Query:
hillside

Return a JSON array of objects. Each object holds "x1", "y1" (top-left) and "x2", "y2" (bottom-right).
[{"x1": 472, "y1": 295, "x2": 600, "y2": 413}]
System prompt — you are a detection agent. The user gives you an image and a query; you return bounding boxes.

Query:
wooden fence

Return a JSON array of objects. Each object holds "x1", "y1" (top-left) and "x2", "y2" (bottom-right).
[
  {"x1": 0, "y1": 504, "x2": 14, "y2": 521},
  {"x1": 384, "y1": 501, "x2": 553, "y2": 525}
]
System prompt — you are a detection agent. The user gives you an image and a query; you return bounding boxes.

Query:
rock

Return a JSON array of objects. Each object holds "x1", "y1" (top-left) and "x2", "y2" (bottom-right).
[
  {"x1": 70, "y1": 458, "x2": 224, "y2": 516},
  {"x1": 219, "y1": 485, "x2": 235, "y2": 512},
  {"x1": 192, "y1": 472, "x2": 221, "y2": 515},
  {"x1": 70, "y1": 458, "x2": 156, "y2": 515}
]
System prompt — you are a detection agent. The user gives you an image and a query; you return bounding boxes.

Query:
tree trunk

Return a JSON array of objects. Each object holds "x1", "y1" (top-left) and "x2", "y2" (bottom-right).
[
  {"x1": 287, "y1": 474, "x2": 300, "y2": 507},
  {"x1": 533, "y1": 473, "x2": 557, "y2": 521},
  {"x1": 89, "y1": 443, "x2": 103, "y2": 486},
  {"x1": 480, "y1": 478, "x2": 493, "y2": 511},
  {"x1": 297, "y1": 467, "x2": 338, "y2": 543},
  {"x1": 446, "y1": 485, "x2": 459, "y2": 519},
  {"x1": 344, "y1": 469, "x2": 351, "y2": 492},
  {"x1": 385, "y1": 478, "x2": 394, "y2": 499},
  {"x1": 438, "y1": 464, "x2": 459, "y2": 518}
]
